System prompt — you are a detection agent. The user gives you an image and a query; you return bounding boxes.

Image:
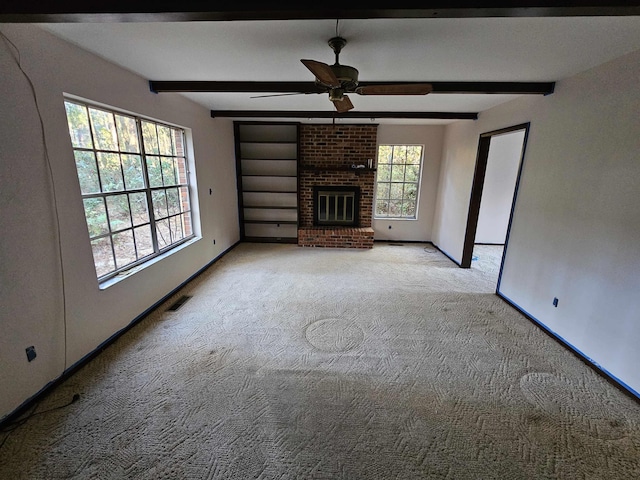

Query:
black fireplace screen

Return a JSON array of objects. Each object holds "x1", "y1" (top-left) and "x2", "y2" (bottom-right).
[{"x1": 313, "y1": 186, "x2": 360, "y2": 226}]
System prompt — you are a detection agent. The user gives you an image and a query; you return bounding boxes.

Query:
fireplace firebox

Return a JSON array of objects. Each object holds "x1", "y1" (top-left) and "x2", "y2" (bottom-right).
[{"x1": 313, "y1": 186, "x2": 360, "y2": 227}]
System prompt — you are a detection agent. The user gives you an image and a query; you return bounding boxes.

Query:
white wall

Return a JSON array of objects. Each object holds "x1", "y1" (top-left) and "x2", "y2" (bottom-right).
[
  {"x1": 475, "y1": 130, "x2": 525, "y2": 244},
  {"x1": 0, "y1": 24, "x2": 240, "y2": 420},
  {"x1": 374, "y1": 124, "x2": 444, "y2": 241},
  {"x1": 432, "y1": 48, "x2": 640, "y2": 394}
]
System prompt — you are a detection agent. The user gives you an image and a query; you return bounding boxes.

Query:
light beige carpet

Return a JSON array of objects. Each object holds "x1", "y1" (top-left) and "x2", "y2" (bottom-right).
[{"x1": 1, "y1": 242, "x2": 639, "y2": 479}]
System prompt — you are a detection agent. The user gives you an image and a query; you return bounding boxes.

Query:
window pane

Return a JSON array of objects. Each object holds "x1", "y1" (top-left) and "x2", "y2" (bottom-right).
[
  {"x1": 169, "y1": 215, "x2": 184, "y2": 243},
  {"x1": 146, "y1": 156, "x2": 163, "y2": 188},
  {"x1": 377, "y1": 164, "x2": 391, "y2": 182},
  {"x1": 404, "y1": 183, "x2": 418, "y2": 201},
  {"x1": 112, "y1": 230, "x2": 137, "y2": 269},
  {"x1": 389, "y1": 200, "x2": 403, "y2": 217},
  {"x1": 173, "y1": 130, "x2": 183, "y2": 156},
  {"x1": 115, "y1": 114, "x2": 140, "y2": 153},
  {"x1": 74, "y1": 150, "x2": 100, "y2": 194},
  {"x1": 161, "y1": 157, "x2": 177, "y2": 186},
  {"x1": 376, "y1": 200, "x2": 389, "y2": 217},
  {"x1": 390, "y1": 183, "x2": 404, "y2": 200},
  {"x1": 134, "y1": 225, "x2": 154, "y2": 259},
  {"x1": 406, "y1": 146, "x2": 423, "y2": 164},
  {"x1": 129, "y1": 192, "x2": 150, "y2": 226},
  {"x1": 404, "y1": 164, "x2": 420, "y2": 182},
  {"x1": 181, "y1": 213, "x2": 193, "y2": 237},
  {"x1": 91, "y1": 237, "x2": 115, "y2": 278},
  {"x1": 64, "y1": 102, "x2": 93, "y2": 149},
  {"x1": 157, "y1": 125, "x2": 173, "y2": 155},
  {"x1": 166, "y1": 188, "x2": 180, "y2": 216},
  {"x1": 392, "y1": 146, "x2": 408, "y2": 164},
  {"x1": 121, "y1": 154, "x2": 145, "y2": 190},
  {"x1": 156, "y1": 218, "x2": 171, "y2": 249},
  {"x1": 83, "y1": 197, "x2": 109, "y2": 237},
  {"x1": 179, "y1": 186, "x2": 190, "y2": 213},
  {"x1": 403, "y1": 200, "x2": 417, "y2": 217},
  {"x1": 106, "y1": 194, "x2": 132, "y2": 231},
  {"x1": 97, "y1": 152, "x2": 124, "y2": 192},
  {"x1": 152, "y1": 189, "x2": 168, "y2": 220},
  {"x1": 89, "y1": 108, "x2": 118, "y2": 151},
  {"x1": 391, "y1": 165, "x2": 406, "y2": 182},
  {"x1": 376, "y1": 182, "x2": 390, "y2": 200},
  {"x1": 141, "y1": 121, "x2": 159, "y2": 154},
  {"x1": 378, "y1": 145, "x2": 392, "y2": 164},
  {"x1": 176, "y1": 157, "x2": 188, "y2": 183}
]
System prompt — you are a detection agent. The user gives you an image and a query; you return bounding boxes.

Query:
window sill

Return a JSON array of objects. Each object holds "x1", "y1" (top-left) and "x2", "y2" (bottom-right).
[{"x1": 98, "y1": 236, "x2": 201, "y2": 290}]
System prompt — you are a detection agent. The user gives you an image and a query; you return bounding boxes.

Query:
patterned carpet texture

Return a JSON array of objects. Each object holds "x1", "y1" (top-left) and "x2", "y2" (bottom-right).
[{"x1": 1, "y1": 243, "x2": 639, "y2": 479}]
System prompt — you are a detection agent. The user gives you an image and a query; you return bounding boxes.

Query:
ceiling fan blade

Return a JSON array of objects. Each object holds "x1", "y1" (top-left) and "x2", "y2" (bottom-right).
[
  {"x1": 250, "y1": 92, "x2": 311, "y2": 98},
  {"x1": 332, "y1": 94, "x2": 354, "y2": 113},
  {"x1": 355, "y1": 84, "x2": 433, "y2": 95},
  {"x1": 301, "y1": 59, "x2": 340, "y2": 88}
]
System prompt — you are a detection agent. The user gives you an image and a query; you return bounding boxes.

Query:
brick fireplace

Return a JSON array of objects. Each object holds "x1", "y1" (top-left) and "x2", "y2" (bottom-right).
[{"x1": 298, "y1": 124, "x2": 378, "y2": 248}]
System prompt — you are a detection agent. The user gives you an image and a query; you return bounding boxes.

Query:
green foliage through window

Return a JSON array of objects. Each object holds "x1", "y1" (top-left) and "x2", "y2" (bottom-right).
[
  {"x1": 64, "y1": 99, "x2": 194, "y2": 280},
  {"x1": 374, "y1": 144, "x2": 423, "y2": 219}
]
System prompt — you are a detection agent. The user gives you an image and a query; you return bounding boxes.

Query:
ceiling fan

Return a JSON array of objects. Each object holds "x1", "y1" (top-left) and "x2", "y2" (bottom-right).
[{"x1": 281, "y1": 36, "x2": 433, "y2": 113}]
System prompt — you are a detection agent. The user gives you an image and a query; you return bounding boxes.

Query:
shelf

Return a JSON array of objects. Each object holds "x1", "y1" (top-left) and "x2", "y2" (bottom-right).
[
  {"x1": 244, "y1": 220, "x2": 297, "y2": 225},
  {"x1": 236, "y1": 121, "x2": 300, "y2": 245},
  {"x1": 243, "y1": 190, "x2": 297, "y2": 194},
  {"x1": 301, "y1": 165, "x2": 376, "y2": 172},
  {"x1": 243, "y1": 237, "x2": 298, "y2": 244},
  {"x1": 240, "y1": 157, "x2": 298, "y2": 162},
  {"x1": 243, "y1": 205, "x2": 298, "y2": 210},
  {"x1": 240, "y1": 140, "x2": 297, "y2": 145},
  {"x1": 242, "y1": 174, "x2": 297, "y2": 178}
]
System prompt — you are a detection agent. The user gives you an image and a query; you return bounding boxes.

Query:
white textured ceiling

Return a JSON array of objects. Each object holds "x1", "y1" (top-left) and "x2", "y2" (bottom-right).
[{"x1": 39, "y1": 17, "x2": 640, "y2": 124}]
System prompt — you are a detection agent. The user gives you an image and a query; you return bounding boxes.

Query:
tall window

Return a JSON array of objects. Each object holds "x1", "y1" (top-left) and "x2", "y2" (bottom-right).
[
  {"x1": 64, "y1": 99, "x2": 194, "y2": 281},
  {"x1": 374, "y1": 145, "x2": 424, "y2": 219}
]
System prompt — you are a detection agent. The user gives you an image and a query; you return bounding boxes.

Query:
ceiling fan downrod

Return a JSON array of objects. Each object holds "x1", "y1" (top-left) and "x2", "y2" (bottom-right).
[{"x1": 328, "y1": 36, "x2": 347, "y2": 65}]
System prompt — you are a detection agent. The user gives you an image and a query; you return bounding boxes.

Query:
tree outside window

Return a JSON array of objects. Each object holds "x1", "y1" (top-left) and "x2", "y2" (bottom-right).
[
  {"x1": 64, "y1": 100, "x2": 194, "y2": 281},
  {"x1": 374, "y1": 145, "x2": 423, "y2": 219}
]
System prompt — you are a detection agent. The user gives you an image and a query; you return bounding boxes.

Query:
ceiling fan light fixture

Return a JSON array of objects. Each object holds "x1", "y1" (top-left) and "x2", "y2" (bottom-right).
[{"x1": 329, "y1": 88, "x2": 344, "y2": 102}]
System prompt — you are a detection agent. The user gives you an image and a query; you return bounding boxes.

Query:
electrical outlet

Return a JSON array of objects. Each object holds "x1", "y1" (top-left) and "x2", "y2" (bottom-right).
[
  {"x1": 26, "y1": 346, "x2": 36, "y2": 362},
  {"x1": 553, "y1": 297, "x2": 559, "y2": 307}
]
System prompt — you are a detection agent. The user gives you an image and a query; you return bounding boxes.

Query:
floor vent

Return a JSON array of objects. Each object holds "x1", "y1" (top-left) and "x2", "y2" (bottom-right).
[{"x1": 167, "y1": 295, "x2": 192, "y2": 311}]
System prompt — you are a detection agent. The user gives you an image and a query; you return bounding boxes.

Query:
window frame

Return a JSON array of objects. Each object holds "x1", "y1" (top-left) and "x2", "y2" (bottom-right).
[
  {"x1": 63, "y1": 98, "x2": 196, "y2": 283},
  {"x1": 374, "y1": 144, "x2": 424, "y2": 220}
]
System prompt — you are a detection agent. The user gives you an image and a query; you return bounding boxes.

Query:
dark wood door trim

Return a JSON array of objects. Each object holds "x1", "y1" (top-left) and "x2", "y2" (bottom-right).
[{"x1": 460, "y1": 122, "x2": 530, "y2": 270}]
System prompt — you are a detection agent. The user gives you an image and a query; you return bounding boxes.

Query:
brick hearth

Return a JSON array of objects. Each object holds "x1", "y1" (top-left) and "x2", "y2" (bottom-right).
[{"x1": 298, "y1": 124, "x2": 378, "y2": 248}]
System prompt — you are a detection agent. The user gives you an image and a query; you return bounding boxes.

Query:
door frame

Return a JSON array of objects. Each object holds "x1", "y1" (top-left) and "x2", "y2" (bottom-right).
[{"x1": 460, "y1": 123, "x2": 530, "y2": 275}]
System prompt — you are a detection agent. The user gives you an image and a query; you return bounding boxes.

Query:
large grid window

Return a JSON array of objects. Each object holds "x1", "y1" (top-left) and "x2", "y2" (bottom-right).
[
  {"x1": 64, "y1": 100, "x2": 194, "y2": 281},
  {"x1": 374, "y1": 144, "x2": 424, "y2": 219}
]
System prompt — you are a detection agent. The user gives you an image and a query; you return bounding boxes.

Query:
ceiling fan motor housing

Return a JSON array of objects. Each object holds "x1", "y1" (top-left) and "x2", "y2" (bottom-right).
[
  {"x1": 327, "y1": 36, "x2": 359, "y2": 91},
  {"x1": 330, "y1": 64, "x2": 359, "y2": 91}
]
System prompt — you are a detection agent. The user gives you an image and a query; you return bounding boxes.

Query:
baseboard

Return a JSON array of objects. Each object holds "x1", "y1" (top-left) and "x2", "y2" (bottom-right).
[
  {"x1": 496, "y1": 291, "x2": 640, "y2": 403},
  {"x1": 373, "y1": 239, "x2": 433, "y2": 244},
  {"x1": 0, "y1": 240, "x2": 241, "y2": 429},
  {"x1": 431, "y1": 242, "x2": 462, "y2": 267}
]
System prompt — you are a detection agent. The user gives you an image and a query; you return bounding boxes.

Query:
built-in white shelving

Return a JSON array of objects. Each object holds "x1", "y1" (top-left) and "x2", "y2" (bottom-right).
[{"x1": 234, "y1": 122, "x2": 299, "y2": 243}]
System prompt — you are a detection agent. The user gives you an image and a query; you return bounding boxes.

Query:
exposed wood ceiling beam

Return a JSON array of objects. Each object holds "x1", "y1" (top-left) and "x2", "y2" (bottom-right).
[
  {"x1": 2, "y1": 2, "x2": 639, "y2": 22},
  {"x1": 210, "y1": 111, "x2": 479, "y2": 120},
  {"x1": 151, "y1": 81, "x2": 555, "y2": 96}
]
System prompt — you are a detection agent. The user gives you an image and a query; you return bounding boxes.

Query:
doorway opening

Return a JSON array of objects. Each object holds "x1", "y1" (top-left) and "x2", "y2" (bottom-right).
[{"x1": 461, "y1": 123, "x2": 530, "y2": 287}]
